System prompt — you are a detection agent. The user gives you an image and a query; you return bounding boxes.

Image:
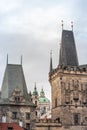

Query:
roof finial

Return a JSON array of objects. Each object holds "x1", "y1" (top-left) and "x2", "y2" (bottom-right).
[
  {"x1": 50, "y1": 50, "x2": 53, "y2": 73},
  {"x1": 71, "y1": 21, "x2": 73, "y2": 31},
  {"x1": 21, "y1": 55, "x2": 23, "y2": 65},
  {"x1": 61, "y1": 20, "x2": 64, "y2": 30},
  {"x1": 7, "y1": 54, "x2": 8, "y2": 64}
]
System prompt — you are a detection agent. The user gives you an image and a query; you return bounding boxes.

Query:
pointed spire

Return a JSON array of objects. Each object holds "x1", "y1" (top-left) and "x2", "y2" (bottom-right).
[
  {"x1": 61, "y1": 20, "x2": 64, "y2": 30},
  {"x1": 71, "y1": 21, "x2": 73, "y2": 31},
  {"x1": 40, "y1": 87, "x2": 45, "y2": 97},
  {"x1": 33, "y1": 82, "x2": 38, "y2": 96},
  {"x1": 34, "y1": 82, "x2": 36, "y2": 90},
  {"x1": 7, "y1": 54, "x2": 8, "y2": 64},
  {"x1": 21, "y1": 55, "x2": 23, "y2": 65},
  {"x1": 50, "y1": 50, "x2": 53, "y2": 73},
  {"x1": 29, "y1": 91, "x2": 32, "y2": 97}
]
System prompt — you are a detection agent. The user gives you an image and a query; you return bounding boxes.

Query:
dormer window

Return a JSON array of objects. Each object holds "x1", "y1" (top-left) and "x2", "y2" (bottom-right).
[{"x1": 15, "y1": 96, "x2": 20, "y2": 103}]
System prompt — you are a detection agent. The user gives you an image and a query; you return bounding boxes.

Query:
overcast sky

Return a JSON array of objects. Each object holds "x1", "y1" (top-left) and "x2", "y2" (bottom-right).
[{"x1": 0, "y1": 0, "x2": 87, "y2": 100}]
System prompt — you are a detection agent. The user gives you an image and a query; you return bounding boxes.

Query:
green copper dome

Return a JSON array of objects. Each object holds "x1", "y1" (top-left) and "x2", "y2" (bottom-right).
[
  {"x1": 39, "y1": 97, "x2": 50, "y2": 103},
  {"x1": 39, "y1": 88, "x2": 50, "y2": 103}
]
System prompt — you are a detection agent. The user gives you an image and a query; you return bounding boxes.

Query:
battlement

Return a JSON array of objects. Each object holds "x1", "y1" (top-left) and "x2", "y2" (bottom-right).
[{"x1": 49, "y1": 65, "x2": 87, "y2": 80}]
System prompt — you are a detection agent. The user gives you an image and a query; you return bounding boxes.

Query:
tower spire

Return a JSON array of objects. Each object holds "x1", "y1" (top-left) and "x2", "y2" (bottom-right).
[
  {"x1": 50, "y1": 50, "x2": 53, "y2": 73},
  {"x1": 7, "y1": 54, "x2": 8, "y2": 64},
  {"x1": 34, "y1": 82, "x2": 36, "y2": 90},
  {"x1": 59, "y1": 30, "x2": 79, "y2": 66},
  {"x1": 21, "y1": 55, "x2": 23, "y2": 65},
  {"x1": 71, "y1": 21, "x2": 73, "y2": 31},
  {"x1": 61, "y1": 20, "x2": 64, "y2": 30}
]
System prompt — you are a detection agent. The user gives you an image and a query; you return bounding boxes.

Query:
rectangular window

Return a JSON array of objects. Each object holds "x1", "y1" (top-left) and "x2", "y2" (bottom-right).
[
  {"x1": 15, "y1": 97, "x2": 20, "y2": 103},
  {"x1": 74, "y1": 113, "x2": 79, "y2": 125},
  {"x1": 8, "y1": 127, "x2": 13, "y2": 130},
  {"x1": 26, "y1": 123, "x2": 30, "y2": 130},
  {"x1": 55, "y1": 98, "x2": 57, "y2": 107},
  {"x1": 26, "y1": 112, "x2": 30, "y2": 120},
  {"x1": 12, "y1": 112, "x2": 17, "y2": 119}
]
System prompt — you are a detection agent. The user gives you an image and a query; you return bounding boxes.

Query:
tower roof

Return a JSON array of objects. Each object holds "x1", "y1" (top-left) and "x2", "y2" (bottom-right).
[
  {"x1": 50, "y1": 50, "x2": 53, "y2": 73},
  {"x1": 1, "y1": 64, "x2": 28, "y2": 100},
  {"x1": 33, "y1": 82, "x2": 38, "y2": 96},
  {"x1": 59, "y1": 30, "x2": 79, "y2": 66}
]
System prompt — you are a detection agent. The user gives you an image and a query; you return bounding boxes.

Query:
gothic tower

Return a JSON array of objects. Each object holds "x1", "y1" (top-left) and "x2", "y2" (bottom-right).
[{"x1": 49, "y1": 27, "x2": 87, "y2": 129}]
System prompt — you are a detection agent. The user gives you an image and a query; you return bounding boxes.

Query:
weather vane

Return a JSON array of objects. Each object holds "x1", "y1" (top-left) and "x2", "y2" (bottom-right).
[
  {"x1": 61, "y1": 20, "x2": 64, "y2": 30},
  {"x1": 71, "y1": 21, "x2": 73, "y2": 31}
]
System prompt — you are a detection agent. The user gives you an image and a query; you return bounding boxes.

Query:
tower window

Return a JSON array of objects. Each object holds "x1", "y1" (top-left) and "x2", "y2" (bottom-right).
[
  {"x1": 26, "y1": 123, "x2": 30, "y2": 130},
  {"x1": 55, "y1": 98, "x2": 57, "y2": 107},
  {"x1": 12, "y1": 112, "x2": 17, "y2": 119},
  {"x1": 35, "y1": 101, "x2": 37, "y2": 105},
  {"x1": 26, "y1": 112, "x2": 30, "y2": 120},
  {"x1": 8, "y1": 127, "x2": 13, "y2": 130},
  {"x1": 74, "y1": 113, "x2": 79, "y2": 125},
  {"x1": 15, "y1": 96, "x2": 20, "y2": 103},
  {"x1": 36, "y1": 111, "x2": 37, "y2": 116}
]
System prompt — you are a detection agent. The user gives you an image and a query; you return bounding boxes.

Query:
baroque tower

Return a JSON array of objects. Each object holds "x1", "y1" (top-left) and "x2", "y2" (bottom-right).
[{"x1": 49, "y1": 27, "x2": 87, "y2": 129}]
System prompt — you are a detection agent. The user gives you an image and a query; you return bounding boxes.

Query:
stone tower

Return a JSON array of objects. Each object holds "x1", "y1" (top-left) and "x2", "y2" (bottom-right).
[{"x1": 49, "y1": 29, "x2": 87, "y2": 129}]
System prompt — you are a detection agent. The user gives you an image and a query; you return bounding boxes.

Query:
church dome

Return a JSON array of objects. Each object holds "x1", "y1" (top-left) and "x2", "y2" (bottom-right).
[
  {"x1": 39, "y1": 97, "x2": 50, "y2": 103},
  {"x1": 39, "y1": 88, "x2": 50, "y2": 103}
]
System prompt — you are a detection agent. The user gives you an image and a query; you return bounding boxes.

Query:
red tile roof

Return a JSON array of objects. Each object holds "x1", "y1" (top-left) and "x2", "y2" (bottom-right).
[{"x1": 0, "y1": 123, "x2": 24, "y2": 130}]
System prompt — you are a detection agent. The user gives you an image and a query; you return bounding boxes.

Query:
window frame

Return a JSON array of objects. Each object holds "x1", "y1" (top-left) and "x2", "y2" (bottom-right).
[{"x1": 26, "y1": 112, "x2": 30, "y2": 120}]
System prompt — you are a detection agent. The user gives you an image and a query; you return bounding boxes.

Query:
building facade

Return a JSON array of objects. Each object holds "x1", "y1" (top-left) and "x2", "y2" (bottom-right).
[{"x1": 0, "y1": 64, "x2": 36, "y2": 130}]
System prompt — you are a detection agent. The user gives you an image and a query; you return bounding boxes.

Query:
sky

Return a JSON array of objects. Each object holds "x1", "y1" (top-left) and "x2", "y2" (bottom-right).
[{"x1": 0, "y1": 0, "x2": 87, "y2": 100}]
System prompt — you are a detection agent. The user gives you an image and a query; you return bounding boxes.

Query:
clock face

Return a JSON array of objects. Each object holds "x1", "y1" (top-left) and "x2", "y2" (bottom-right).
[{"x1": 40, "y1": 106, "x2": 46, "y2": 115}]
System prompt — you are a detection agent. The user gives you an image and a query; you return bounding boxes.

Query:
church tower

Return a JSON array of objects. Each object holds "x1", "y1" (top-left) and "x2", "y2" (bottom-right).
[{"x1": 49, "y1": 26, "x2": 87, "y2": 129}]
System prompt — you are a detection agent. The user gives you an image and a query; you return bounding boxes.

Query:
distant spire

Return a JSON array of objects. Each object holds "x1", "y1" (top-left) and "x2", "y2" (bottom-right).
[
  {"x1": 50, "y1": 50, "x2": 53, "y2": 72},
  {"x1": 40, "y1": 87, "x2": 45, "y2": 97},
  {"x1": 7, "y1": 54, "x2": 8, "y2": 64},
  {"x1": 34, "y1": 82, "x2": 36, "y2": 90},
  {"x1": 61, "y1": 20, "x2": 64, "y2": 30},
  {"x1": 29, "y1": 91, "x2": 32, "y2": 97},
  {"x1": 21, "y1": 55, "x2": 23, "y2": 65},
  {"x1": 71, "y1": 21, "x2": 73, "y2": 31},
  {"x1": 33, "y1": 82, "x2": 38, "y2": 96}
]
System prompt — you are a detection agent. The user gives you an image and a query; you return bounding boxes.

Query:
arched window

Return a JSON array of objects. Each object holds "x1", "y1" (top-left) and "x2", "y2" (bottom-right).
[
  {"x1": 35, "y1": 101, "x2": 37, "y2": 105},
  {"x1": 15, "y1": 96, "x2": 20, "y2": 103}
]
